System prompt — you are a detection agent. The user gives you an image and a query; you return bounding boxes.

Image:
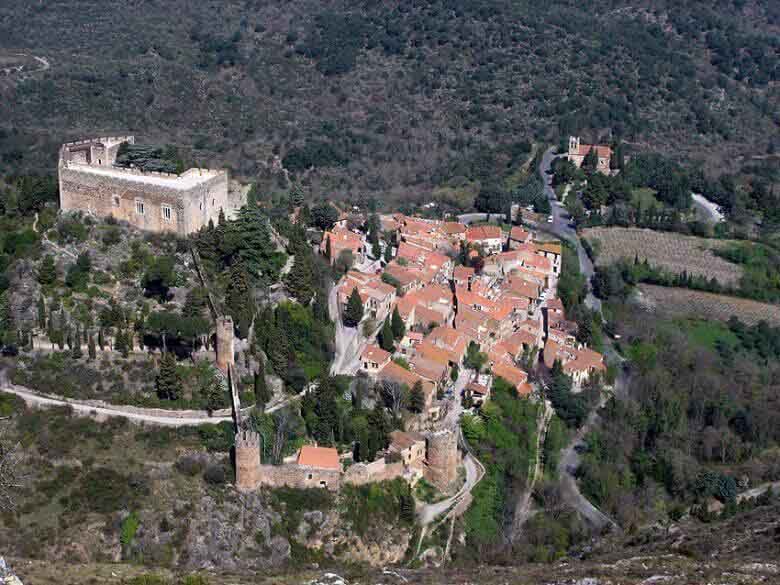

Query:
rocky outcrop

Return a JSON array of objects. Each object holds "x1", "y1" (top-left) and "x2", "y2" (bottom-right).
[{"x1": 0, "y1": 558, "x2": 23, "y2": 585}]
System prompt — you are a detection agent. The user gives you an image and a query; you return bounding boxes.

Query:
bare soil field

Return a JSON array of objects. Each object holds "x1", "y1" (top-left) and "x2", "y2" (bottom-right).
[
  {"x1": 583, "y1": 227, "x2": 743, "y2": 286},
  {"x1": 635, "y1": 284, "x2": 780, "y2": 327}
]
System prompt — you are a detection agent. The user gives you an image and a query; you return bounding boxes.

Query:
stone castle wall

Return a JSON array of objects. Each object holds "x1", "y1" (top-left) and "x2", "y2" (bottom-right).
[
  {"x1": 343, "y1": 458, "x2": 406, "y2": 486},
  {"x1": 59, "y1": 163, "x2": 228, "y2": 236}
]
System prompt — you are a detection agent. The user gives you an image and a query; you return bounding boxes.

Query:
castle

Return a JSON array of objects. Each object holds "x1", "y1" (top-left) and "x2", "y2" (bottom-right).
[
  {"x1": 567, "y1": 136, "x2": 612, "y2": 174},
  {"x1": 58, "y1": 136, "x2": 230, "y2": 235},
  {"x1": 234, "y1": 428, "x2": 460, "y2": 494}
]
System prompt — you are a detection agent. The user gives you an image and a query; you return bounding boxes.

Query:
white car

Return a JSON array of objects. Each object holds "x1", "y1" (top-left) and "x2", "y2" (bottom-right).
[{"x1": 547, "y1": 215, "x2": 554, "y2": 223}]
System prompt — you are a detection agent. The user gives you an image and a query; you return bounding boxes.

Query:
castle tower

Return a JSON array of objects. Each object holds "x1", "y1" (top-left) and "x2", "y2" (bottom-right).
[
  {"x1": 234, "y1": 430, "x2": 262, "y2": 491},
  {"x1": 568, "y1": 136, "x2": 580, "y2": 155},
  {"x1": 424, "y1": 429, "x2": 460, "y2": 492},
  {"x1": 216, "y1": 315, "x2": 235, "y2": 371}
]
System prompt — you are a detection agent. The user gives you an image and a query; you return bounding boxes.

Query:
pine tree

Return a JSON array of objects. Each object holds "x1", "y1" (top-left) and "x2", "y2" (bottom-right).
[
  {"x1": 88, "y1": 333, "x2": 96, "y2": 360},
  {"x1": 343, "y1": 287, "x2": 364, "y2": 327},
  {"x1": 38, "y1": 255, "x2": 57, "y2": 286},
  {"x1": 284, "y1": 252, "x2": 315, "y2": 304},
  {"x1": 380, "y1": 318, "x2": 395, "y2": 352},
  {"x1": 409, "y1": 380, "x2": 425, "y2": 413},
  {"x1": 156, "y1": 352, "x2": 182, "y2": 401},
  {"x1": 399, "y1": 486, "x2": 415, "y2": 523},
  {"x1": 203, "y1": 377, "x2": 225, "y2": 414},
  {"x1": 37, "y1": 295, "x2": 46, "y2": 330},
  {"x1": 391, "y1": 306, "x2": 405, "y2": 340}
]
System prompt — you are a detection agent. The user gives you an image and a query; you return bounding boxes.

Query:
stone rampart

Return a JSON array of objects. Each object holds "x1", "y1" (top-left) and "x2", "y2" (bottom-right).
[{"x1": 343, "y1": 458, "x2": 406, "y2": 486}]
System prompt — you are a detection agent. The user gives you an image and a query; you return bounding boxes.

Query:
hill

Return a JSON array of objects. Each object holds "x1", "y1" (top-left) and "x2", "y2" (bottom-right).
[{"x1": 0, "y1": 1, "x2": 777, "y2": 206}]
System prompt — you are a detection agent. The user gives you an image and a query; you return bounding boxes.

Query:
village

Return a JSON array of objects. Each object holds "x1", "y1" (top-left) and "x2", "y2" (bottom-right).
[{"x1": 237, "y1": 191, "x2": 609, "y2": 498}]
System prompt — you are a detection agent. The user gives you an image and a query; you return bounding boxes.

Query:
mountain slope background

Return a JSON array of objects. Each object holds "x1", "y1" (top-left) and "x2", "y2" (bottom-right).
[{"x1": 0, "y1": 1, "x2": 777, "y2": 204}]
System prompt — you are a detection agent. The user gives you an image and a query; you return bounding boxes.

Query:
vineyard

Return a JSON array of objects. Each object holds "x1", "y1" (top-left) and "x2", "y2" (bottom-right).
[
  {"x1": 636, "y1": 284, "x2": 780, "y2": 327},
  {"x1": 583, "y1": 227, "x2": 743, "y2": 286}
]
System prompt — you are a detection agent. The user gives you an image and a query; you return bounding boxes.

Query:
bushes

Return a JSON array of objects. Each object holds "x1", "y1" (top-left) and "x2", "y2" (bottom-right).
[{"x1": 339, "y1": 478, "x2": 414, "y2": 536}]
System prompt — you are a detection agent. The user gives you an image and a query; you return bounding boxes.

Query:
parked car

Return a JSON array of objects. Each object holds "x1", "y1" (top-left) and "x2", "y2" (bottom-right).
[{"x1": 547, "y1": 215, "x2": 554, "y2": 223}]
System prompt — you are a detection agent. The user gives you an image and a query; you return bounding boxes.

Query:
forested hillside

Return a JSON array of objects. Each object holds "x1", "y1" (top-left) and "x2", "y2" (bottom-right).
[{"x1": 0, "y1": 0, "x2": 777, "y2": 205}]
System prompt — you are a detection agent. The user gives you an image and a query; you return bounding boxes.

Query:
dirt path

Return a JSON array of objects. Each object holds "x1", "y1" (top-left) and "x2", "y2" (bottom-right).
[{"x1": 510, "y1": 400, "x2": 553, "y2": 540}]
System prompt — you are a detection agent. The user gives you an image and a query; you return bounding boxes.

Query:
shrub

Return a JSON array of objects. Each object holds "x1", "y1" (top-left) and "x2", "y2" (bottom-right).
[
  {"x1": 203, "y1": 463, "x2": 227, "y2": 485},
  {"x1": 174, "y1": 455, "x2": 205, "y2": 477}
]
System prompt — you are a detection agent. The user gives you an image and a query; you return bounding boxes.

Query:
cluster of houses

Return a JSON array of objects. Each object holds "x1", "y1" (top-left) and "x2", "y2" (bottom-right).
[{"x1": 327, "y1": 214, "x2": 607, "y2": 418}]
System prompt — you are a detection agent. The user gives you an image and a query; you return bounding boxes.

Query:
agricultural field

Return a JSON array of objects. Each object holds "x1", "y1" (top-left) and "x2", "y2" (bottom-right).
[
  {"x1": 635, "y1": 284, "x2": 780, "y2": 327},
  {"x1": 583, "y1": 227, "x2": 743, "y2": 286}
]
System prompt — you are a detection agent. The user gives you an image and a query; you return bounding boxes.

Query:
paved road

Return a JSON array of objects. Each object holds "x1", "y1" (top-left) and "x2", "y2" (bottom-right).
[
  {"x1": 328, "y1": 284, "x2": 364, "y2": 376},
  {"x1": 418, "y1": 451, "x2": 482, "y2": 525},
  {"x1": 538, "y1": 147, "x2": 601, "y2": 313}
]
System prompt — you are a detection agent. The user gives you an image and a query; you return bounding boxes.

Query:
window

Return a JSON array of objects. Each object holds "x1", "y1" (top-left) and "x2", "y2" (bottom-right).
[
  {"x1": 162, "y1": 205, "x2": 172, "y2": 222},
  {"x1": 307, "y1": 473, "x2": 313, "y2": 480},
  {"x1": 212, "y1": 198, "x2": 215, "y2": 206},
  {"x1": 113, "y1": 195, "x2": 120, "y2": 208},
  {"x1": 319, "y1": 481, "x2": 327, "y2": 487},
  {"x1": 135, "y1": 200, "x2": 145, "y2": 215}
]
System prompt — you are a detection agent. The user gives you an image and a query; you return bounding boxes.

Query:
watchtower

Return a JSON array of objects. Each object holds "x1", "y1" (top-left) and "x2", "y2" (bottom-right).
[
  {"x1": 216, "y1": 315, "x2": 234, "y2": 371},
  {"x1": 234, "y1": 430, "x2": 262, "y2": 491},
  {"x1": 424, "y1": 429, "x2": 459, "y2": 492},
  {"x1": 568, "y1": 136, "x2": 581, "y2": 156}
]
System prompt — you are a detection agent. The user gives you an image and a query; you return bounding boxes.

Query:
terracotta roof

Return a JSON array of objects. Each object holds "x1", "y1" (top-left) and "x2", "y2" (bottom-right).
[
  {"x1": 563, "y1": 347, "x2": 607, "y2": 374},
  {"x1": 416, "y1": 339, "x2": 455, "y2": 367},
  {"x1": 453, "y1": 266, "x2": 475, "y2": 281},
  {"x1": 410, "y1": 354, "x2": 448, "y2": 382},
  {"x1": 467, "y1": 382, "x2": 490, "y2": 396},
  {"x1": 466, "y1": 225, "x2": 502, "y2": 242},
  {"x1": 547, "y1": 298, "x2": 564, "y2": 313},
  {"x1": 298, "y1": 445, "x2": 340, "y2": 470},
  {"x1": 361, "y1": 344, "x2": 391, "y2": 364},
  {"x1": 442, "y1": 222, "x2": 467, "y2": 235},
  {"x1": 510, "y1": 226, "x2": 531, "y2": 242},
  {"x1": 574, "y1": 144, "x2": 612, "y2": 158},
  {"x1": 389, "y1": 430, "x2": 425, "y2": 451},
  {"x1": 492, "y1": 361, "x2": 529, "y2": 389},
  {"x1": 535, "y1": 241, "x2": 562, "y2": 255}
]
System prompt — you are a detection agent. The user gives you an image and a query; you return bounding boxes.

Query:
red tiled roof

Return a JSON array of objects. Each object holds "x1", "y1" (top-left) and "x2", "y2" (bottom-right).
[
  {"x1": 298, "y1": 445, "x2": 340, "y2": 470},
  {"x1": 466, "y1": 225, "x2": 502, "y2": 242},
  {"x1": 361, "y1": 344, "x2": 391, "y2": 364}
]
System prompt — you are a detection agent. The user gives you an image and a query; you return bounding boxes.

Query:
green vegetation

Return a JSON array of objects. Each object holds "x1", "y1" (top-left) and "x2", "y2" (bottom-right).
[
  {"x1": 461, "y1": 378, "x2": 539, "y2": 552},
  {"x1": 714, "y1": 242, "x2": 780, "y2": 303},
  {"x1": 340, "y1": 478, "x2": 415, "y2": 537}
]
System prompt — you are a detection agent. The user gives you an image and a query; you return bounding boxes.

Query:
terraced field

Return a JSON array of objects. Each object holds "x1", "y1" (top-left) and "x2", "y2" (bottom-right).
[
  {"x1": 583, "y1": 227, "x2": 743, "y2": 286},
  {"x1": 636, "y1": 284, "x2": 780, "y2": 327}
]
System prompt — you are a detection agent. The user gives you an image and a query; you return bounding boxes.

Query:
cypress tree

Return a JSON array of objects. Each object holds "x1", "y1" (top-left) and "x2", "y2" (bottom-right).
[
  {"x1": 156, "y1": 352, "x2": 182, "y2": 401},
  {"x1": 37, "y1": 295, "x2": 46, "y2": 330},
  {"x1": 265, "y1": 322, "x2": 289, "y2": 379},
  {"x1": 284, "y1": 252, "x2": 315, "y2": 305},
  {"x1": 391, "y1": 306, "x2": 405, "y2": 340},
  {"x1": 383, "y1": 241, "x2": 393, "y2": 263},
  {"x1": 72, "y1": 325, "x2": 83, "y2": 358},
  {"x1": 254, "y1": 359, "x2": 271, "y2": 410},
  {"x1": 98, "y1": 327, "x2": 105, "y2": 351},
  {"x1": 380, "y1": 318, "x2": 395, "y2": 352},
  {"x1": 343, "y1": 287, "x2": 364, "y2": 327},
  {"x1": 226, "y1": 262, "x2": 254, "y2": 339}
]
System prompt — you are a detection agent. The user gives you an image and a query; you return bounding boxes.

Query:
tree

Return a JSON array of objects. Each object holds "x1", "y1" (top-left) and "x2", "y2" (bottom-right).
[
  {"x1": 409, "y1": 381, "x2": 425, "y2": 413},
  {"x1": 98, "y1": 328, "x2": 106, "y2": 351},
  {"x1": 284, "y1": 252, "x2": 315, "y2": 305},
  {"x1": 226, "y1": 262, "x2": 254, "y2": 339},
  {"x1": 379, "y1": 318, "x2": 395, "y2": 352},
  {"x1": 254, "y1": 359, "x2": 272, "y2": 410},
  {"x1": 311, "y1": 202, "x2": 340, "y2": 230},
  {"x1": 156, "y1": 352, "x2": 182, "y2": 401},
  {"x1": 464, "y1": 341, "x2": 487, "y2": 371},
  {"x1": 203, "y1": 378, "x2": 225, "y2": 415},
  {"x1": 334, "y1": 249, "x2": 354, "y2": 274},
  {"x1": 324, "y1": 235, "x2": 332, "y2": 261},
  {"x1": 383, "y1": 240, "x2": 393, "y2": 263},
  {"x1": 71, "y1": 325, "x2": 83, "y2": 359},
  {"x1": 343, "y1": 287, "x2": 364, "y2": 327},
  {"x1": 379, "y1": 380, "x2": 407, "y2": 418},
  {"x1": 38, "y1": 255, "x2": 57, "y2": 286},
  {"x1": 36, "y1": 296, "x2": 46, "y2": 330},
  {"x1": 450, "y1": 363, "x2": 459, "y2": 382},
  {"x1": 265, "y1": 320, "x2": 290, "y2": 379},
  {"x1": 582, "y1": 147, "x2": 599, "y2": 174},
  {"x1": 391, "y1": 306, "x2": 405, "y2": 340},
  {"x1": 142, "y1": 256, "x2": 177, "y2": 302},
  {"x1": 88, "y1": 333, "x2": 96, "y2": 360}
]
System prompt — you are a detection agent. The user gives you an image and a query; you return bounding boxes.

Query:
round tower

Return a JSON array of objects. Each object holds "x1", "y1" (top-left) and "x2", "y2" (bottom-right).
[
  {"x1": 424, "y1": 429, "x2": 459, "y2": 492},
  {"x1": 216, "y1": 315, "x2": 235, "y2": 371},
  {"x1": 234, "y1": 430, "x2": 261, "y2": 491}
]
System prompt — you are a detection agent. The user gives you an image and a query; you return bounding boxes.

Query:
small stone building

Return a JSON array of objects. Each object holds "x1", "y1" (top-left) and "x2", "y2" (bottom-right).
[{"x1": 58, "y1": 136, "x2": 231, "y2": 235}]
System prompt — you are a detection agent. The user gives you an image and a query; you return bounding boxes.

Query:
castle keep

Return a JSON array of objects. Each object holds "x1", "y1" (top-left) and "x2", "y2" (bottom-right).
[{"x1": 58, "y1": 136, "x2": 230, "y2": 235}]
